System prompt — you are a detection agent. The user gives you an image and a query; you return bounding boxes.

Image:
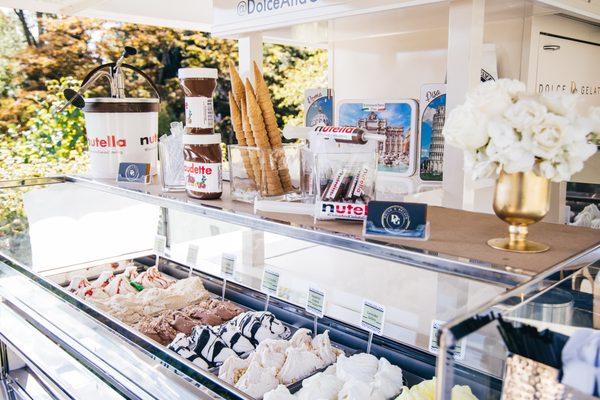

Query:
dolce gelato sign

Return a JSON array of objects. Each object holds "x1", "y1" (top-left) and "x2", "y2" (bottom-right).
[
  {"x1": 236, "y1": 0, "x2": 318, "y2": 16},
  {"x1": 538, "y1": 81, "x2": 600, "y2": 97}
]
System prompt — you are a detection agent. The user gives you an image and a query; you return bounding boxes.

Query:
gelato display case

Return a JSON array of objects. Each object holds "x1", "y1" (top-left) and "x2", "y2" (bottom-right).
[{"x1": 0, "y1": 176, "x2": 598, "y2": 399}]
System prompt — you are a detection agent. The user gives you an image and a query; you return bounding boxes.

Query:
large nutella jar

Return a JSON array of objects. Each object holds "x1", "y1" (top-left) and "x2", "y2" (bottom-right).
[{"x1": 179, "y1": 67, "x2": 222, "y2": 199}]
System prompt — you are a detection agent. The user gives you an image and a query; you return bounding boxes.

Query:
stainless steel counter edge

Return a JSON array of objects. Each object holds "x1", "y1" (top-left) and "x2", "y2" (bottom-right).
[
  {"x1": 57, "y1": 174, "x2": 531, "y2": 287},
  {"x1": 0, "y1": 253, "x2": 255, "y2": 400}
]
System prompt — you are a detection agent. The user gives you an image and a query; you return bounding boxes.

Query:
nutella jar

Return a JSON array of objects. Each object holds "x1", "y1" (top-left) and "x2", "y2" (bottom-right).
[
  {"x1": 179, "y1": 67, "x2": 222, "y2": 199},
  {"x1": 182, "y1": 134, "x2": 222, "y2": 199}
]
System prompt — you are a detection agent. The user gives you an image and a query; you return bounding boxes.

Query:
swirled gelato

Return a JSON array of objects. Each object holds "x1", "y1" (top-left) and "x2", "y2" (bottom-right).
[
  {"x1": 134, "y1": 266, "x2": 173, "y2": 289},
  {"x1": 170, "y1": 311, "x2": 291, "y2": 370}
]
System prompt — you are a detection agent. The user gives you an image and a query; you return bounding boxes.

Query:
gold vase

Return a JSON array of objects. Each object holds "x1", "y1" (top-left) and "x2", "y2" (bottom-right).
[{"x1": 487, "y1": 170, "x2": 550, "y2": 253}]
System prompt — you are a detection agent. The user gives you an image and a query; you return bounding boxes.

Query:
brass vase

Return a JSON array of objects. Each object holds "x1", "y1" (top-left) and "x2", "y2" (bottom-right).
[{"x1": 487, "y1": 170, "x2": 550, "y2": 253}]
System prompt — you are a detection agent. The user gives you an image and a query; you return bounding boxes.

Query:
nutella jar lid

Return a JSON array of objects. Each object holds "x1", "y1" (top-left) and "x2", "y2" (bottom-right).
[
  {"x1": 182, "y1": 133, "x2": 222, "y2": 145},
  {"x1": 178, "y1": 68, "x2": 218, "y2": 80}
]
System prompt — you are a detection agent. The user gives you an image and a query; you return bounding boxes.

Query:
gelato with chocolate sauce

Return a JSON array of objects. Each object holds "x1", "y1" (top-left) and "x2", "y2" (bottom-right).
[{"x1": 135, "y1": 298, "x2": 244, "y2": 345}]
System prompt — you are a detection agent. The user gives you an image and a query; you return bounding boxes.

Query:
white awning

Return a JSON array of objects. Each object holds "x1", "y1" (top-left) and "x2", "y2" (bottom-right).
[{"x1": 1, "y1": 0, "x2": 212, "y2": 31}]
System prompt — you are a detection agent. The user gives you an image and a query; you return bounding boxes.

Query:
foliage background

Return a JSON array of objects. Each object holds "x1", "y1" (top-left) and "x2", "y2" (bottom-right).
[{"x1": 0, "y1": 10, "x2": 327, "y2": 236}]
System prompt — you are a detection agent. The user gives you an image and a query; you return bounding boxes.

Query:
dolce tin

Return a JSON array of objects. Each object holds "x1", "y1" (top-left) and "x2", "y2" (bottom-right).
[{"x1": 179, "y1": 67, "x2": 222, "y2": 199}]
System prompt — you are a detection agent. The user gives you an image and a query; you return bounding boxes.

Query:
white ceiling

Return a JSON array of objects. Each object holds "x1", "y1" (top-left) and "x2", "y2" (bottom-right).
[{"x1": 1, "y1": 0, "x2": 212, "y2": 31}]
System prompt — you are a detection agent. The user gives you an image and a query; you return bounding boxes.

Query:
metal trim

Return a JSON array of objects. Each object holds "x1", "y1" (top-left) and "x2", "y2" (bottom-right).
[
  {"x1": 0, "y1": 254, "x2": 259, "y2": 400},
  {"x1": 63, "y1": 175, "x2": 531, "y2": 286}
]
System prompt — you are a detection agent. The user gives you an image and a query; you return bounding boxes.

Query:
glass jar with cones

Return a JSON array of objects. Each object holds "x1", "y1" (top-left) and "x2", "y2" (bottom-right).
[
  {"x1": 227, "y1": 60, "x2": 303, "y2": 202},
  {"x1": 443, "y1": 79, "x2": 599, "y2": 253}
]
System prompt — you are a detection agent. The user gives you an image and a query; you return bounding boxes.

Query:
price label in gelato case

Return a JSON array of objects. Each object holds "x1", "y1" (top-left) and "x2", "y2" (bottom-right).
[
  {"x1": 360, "y1": 299, "x2": 386, "y2": 335},
  {"x1": 154, "y1": 234, "x2": 167, "y2": 256},
  {"x1": 306, "y1": 286, "x2": 326, "y2": 318},
  {"x1": 221, "y1": 253, "x2": 236, "y2": 278},
  {"x1": 186, "y1": 244, "x2": 199, "y2": 267},
  {"x1": 429, "y1": 319, "x2": 466, "y2": 360},
  {"x1": 261, "y1": 269, "x2": 280, "y2": 296}
]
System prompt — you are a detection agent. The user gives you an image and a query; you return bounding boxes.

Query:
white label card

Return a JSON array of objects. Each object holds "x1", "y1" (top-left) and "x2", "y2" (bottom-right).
[
  {"x1": 360, "y1": 299, "x2": 385, "y2": 335},
  {"x1": 429, "y1": 319, "x2": 466, "y2": 360},
  {"x1": 261, "y1": 269, "x2": 280, "y2": 296},
  {"x1": 221, "y1": 253, "x2": 236, "y2": 279},
  {"x1": 154, "y1": 235, "x2": 167, "y2": 256},
  {"x1": 306, "y1": 286, "x2": 326, "y2": 318},
  {"x1": 186, "y1": 244, "x2": 199, "y2": 267}
]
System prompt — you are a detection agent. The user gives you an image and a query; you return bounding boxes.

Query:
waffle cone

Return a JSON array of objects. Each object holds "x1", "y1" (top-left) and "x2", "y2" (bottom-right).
[
  {"x1": 229, "y1": 91, "x2": 256, "y2": 185},
  {"x1": 253, "y1": 62, "x2": 282, "y2": 148},
  {"x1": 229, "y1": 60, "x2": 246, "y2": 108}
]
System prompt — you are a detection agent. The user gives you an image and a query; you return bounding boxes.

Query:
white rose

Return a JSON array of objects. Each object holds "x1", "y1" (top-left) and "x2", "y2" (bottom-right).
[
  {"x1": 465, "y1": 150, "x2": 499, "y2": 180},
  {"x1": 540, "y1": 92, "x2": 579, "y2": 117},
  {"x1": 530, "y1": 113, "x2": 569, "y2": 160},
  {"x1": 565, "y1": 140, "x2": 597, "y2": 163},
  {"x1": 587, "y1": 107, "x2": 600, "y2": 139},
  {"x1": 538, "y1": 160, "x2": 557, "y2": 180},
  {"x1": 488, "y1": 118, "x2": 518, "y2": 148},
  {"x1": 503, "y1": 98, "x2": 547, "y2": 132},
  {"x1": 495, "y1": 79, "x2": 527, "y2": 100},
  {"x1": 467, "y1": 80, "x2": 514, "y2": 117},
  {"x1": 493, "y1": 143, "x2": 535, "y2": 174},
  {"x1": 443, "y1": 104, "x2": 489, "y2": 150}
]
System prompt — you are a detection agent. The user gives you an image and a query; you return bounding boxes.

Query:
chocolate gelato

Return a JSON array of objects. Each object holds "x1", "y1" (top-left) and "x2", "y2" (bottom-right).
[{"x1": 135, "y1": 298, "x2": 243, "y2": 345}]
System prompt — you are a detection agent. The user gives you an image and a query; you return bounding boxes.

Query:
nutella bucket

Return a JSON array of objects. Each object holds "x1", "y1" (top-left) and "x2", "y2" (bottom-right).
[{"x1": 83, "y1": 98, "x2": 159, "y2": 179}]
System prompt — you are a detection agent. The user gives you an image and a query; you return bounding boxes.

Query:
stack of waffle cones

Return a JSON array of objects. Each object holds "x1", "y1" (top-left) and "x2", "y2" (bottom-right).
[{"x1": 228, "y1": 61, "x2": 293, "y2": 197}]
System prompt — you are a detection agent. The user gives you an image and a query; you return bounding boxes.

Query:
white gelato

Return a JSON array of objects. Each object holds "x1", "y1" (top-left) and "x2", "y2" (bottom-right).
[
  {"x1": 279, "y1": 347, "x2": 322, "y2": 384},
  {"x1": 252, "y1": 339, "x2": 289, "y2": 371},
  {"x1": 371, "y1": 357, "x2": 404, "y2": 399},
  {"x1": 336, "y1": 353, "x2": 379, "y2": 383},
  {"x1": 311, "y1": 330, "x2": 340, "y2": 368},
  {"x1": 264, "y1": 350, "x2": 404, "y2": 400},
  {"x1": 339, "y1": 380, "x2": 385, "y2": 400},
  {"x1": 263, "y1": 385, "x2": 296, "y2": 400},
  {"x1": 225, "y1": 329, "x2": 341, "y2": 398},
  {"x1": 289, "y1": 328, "x2": 312, "y2": 349},
  {"x1": 295, "y1": 371, "x2": 343, "y2": 400},
  {"x1": 235, "y1": 363, "x2": 279, "y2": 398},
  {"x1": 218, "y1": 355, "x2": 251, "y2": 384}
]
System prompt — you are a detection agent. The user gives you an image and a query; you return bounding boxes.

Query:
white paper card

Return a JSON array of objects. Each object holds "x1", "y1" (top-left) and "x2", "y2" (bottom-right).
[
  {"x1": 306, "y1": 286, "x2": 326, "y2": 318},
  {"x1": 429, "y1": 319, "x2": 466, "y2": 360},
  {"x1": 360, "y1": 299, "x2": 386, "y2": 335},
  {"x1": 154, "y1": 234, "x2": 167, "y2": 256},
  {"x1": 221, "y1": 253, "x2": 236, "y2": 279},
  {"x1": 261, "y1": 269, "x2": 280, "y2": 296},
  {"x1": 186, "y1": 244, "x2": 199, "y2": 267}
]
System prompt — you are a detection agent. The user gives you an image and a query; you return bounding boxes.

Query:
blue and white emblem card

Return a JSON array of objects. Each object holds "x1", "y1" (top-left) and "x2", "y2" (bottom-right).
[{"x1": 364, "y1": 201, "x2": 429, "y2": 240}]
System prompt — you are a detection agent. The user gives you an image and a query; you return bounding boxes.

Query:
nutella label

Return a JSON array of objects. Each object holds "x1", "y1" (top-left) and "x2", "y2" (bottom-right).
[
  {"x1": 317, "y1": 201, "x2": 368, "y2": 220},
  {"x1": 185, "y1": 97, "x2": 214, "y2": 128},
  {"x1": 184, "y1": 161, "x2": 222, "y2": 193},
  {"x1": 312, "y1": 126, "x2": 358, "y2": 141}
]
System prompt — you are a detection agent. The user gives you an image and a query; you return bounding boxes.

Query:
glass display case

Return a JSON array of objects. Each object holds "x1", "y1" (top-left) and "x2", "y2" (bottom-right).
[
  {"x1": 0, "y1": 176, "x2": 598, "y2": 399},
  {"x1": 437, "y1": 247, "x2": 600, "y2": 399}
]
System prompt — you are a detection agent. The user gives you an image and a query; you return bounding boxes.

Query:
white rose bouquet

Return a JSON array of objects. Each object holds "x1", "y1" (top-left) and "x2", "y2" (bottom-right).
[{"x1": 442, "y1": 79, "x2": 599, "y2": 182}]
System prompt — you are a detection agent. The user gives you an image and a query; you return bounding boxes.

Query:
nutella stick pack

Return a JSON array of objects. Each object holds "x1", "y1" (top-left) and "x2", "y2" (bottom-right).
[
  {"x1": 304, "y1": 89, "x2": 334, "y2": 127},
  {"x1": 284, "y1": 126, "x2": 382, "y2": 221}
]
